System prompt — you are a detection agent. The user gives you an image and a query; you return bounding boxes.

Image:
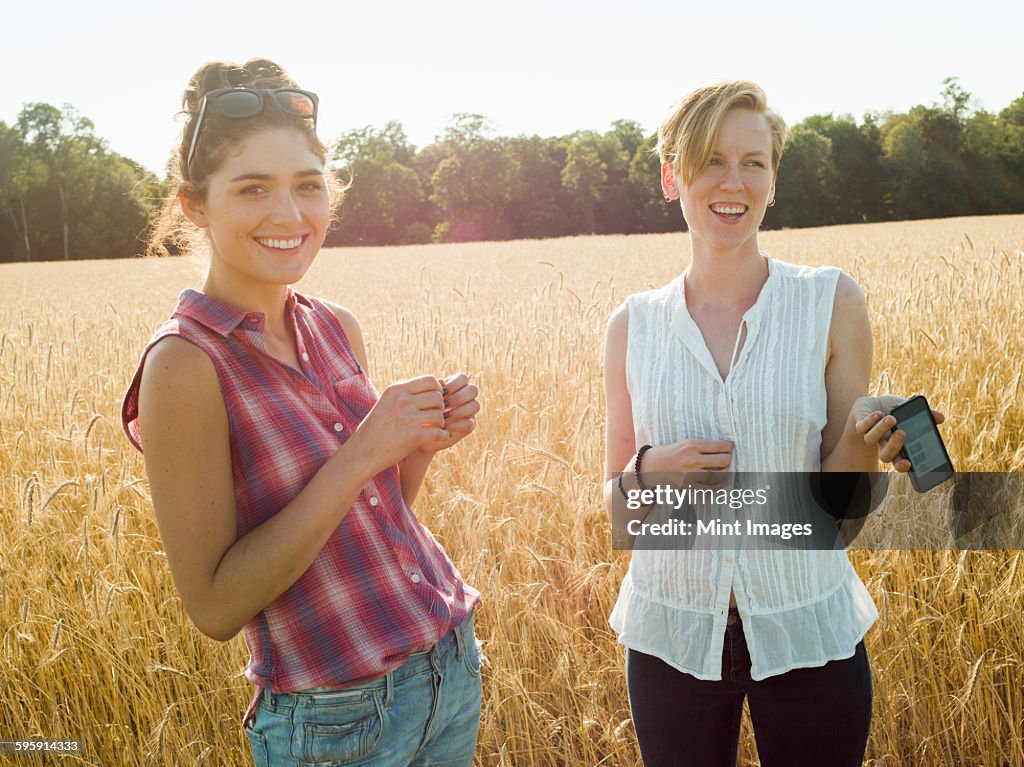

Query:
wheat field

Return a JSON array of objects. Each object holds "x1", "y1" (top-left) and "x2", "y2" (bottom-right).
[{"x1": 1, "y1": 214, "x2": 1022, "y2": 766}]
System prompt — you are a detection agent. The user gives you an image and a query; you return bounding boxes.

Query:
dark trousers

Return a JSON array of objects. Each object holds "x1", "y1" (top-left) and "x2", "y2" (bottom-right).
[{"x1": 626, "y1": 610, "x2": 872, "y2": 767}]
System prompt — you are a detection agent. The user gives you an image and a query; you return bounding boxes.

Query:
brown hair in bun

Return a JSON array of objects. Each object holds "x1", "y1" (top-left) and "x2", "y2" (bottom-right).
[{"x1": 148, "y1": 58, "x2": 344, "y2": 257}]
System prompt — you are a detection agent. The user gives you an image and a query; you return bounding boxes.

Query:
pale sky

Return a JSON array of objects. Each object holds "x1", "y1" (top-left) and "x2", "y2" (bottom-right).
[{"x1": 5, "y1": 0, "x2": 1022, "y2": 177}]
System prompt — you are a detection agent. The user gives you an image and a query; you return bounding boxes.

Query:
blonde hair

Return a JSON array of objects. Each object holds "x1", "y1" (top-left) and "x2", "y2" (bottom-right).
[
  {"x1": 657, "y1": 81, "x2": 789, "y2": 187},
  {"x1": 147, "y1": 58, "x2": 346, "y2": 257}
]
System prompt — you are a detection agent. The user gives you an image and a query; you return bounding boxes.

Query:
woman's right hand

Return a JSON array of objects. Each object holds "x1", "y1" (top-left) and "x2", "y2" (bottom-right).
[
  {"x1": 852, "y1": 395, "x2": 946, "y2": 473},
  {"x1": 644, "y1": 439, "x2": 734, "y2": 484},
  {"x1": 348, "y1": 375, "x2": 450, "y2": 474}
]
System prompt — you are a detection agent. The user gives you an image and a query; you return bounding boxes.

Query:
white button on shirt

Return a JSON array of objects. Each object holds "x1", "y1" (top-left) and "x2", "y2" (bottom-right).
[
  {"x1": 410, "y1": 573, "x2": 421, "y2": 584},
  {"x1": 369, "y1": 496, "x2": 379, "y2": 507},
  {"x1": 333, "y1": 422, "x2": 344, "y2": 432},
  {"x1": 302, "y1": 352, "x2": 310, "y2": 361},
  {"x1": 610, "y1": 259, "x2": 878, "y2": 682}
]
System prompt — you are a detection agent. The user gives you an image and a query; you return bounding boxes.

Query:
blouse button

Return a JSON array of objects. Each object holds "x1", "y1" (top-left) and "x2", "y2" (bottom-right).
[
  {"x1": 333, "y1": 422, "x2": 344, "y2": 433},
  {"x1": 369, "y1": 496, "x2": 380, "y2": 507},
  {"x1": 302, "y1": 352, "x2": 310, "y2": 362},
  {"x1": 410, "y1": 573, "x2": 421, "y2": 584}
]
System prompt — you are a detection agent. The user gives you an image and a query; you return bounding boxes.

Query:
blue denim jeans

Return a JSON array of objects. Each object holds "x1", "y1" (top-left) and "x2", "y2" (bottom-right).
[
  {"x1": 244, "y1": 613, "x2": 482, "y2": 766},
  {"x1": 626, "y1": 608, "x2": 872, "y2": 767}
]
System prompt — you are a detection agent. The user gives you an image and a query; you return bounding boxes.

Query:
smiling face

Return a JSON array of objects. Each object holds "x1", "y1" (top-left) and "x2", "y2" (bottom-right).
[
  {"x1": 664, "y1": 108, "x2": 776, "y2": 257},
  {"x1": 180, "y1": 126, "x2": 330, "y2": 294}
]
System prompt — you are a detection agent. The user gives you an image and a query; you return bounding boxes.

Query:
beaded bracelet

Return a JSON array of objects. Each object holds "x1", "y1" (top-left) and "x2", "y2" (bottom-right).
[
  {"x1": 616, "y1": 470, "x2": 629, "y2": 500},
  {"x1": 616, "y1": 444, "x2": 654, "y2": 501},
  {"x1": 635, "y1": 444, "x2": 654, "y2": 494}
]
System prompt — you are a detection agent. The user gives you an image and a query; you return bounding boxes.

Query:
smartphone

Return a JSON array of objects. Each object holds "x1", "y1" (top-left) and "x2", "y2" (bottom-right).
[{"x1": 887, "y1": 394, "x2": 955, "y2": 492}]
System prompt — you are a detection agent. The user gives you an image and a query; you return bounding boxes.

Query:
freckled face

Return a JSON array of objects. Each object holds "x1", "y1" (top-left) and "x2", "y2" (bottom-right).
[
  {"x1": 194, "y1": 127, "x2": 329, "y2": 289},
  {"x1": 676, "y1": 108, "x2": 775, "y2": 255}
]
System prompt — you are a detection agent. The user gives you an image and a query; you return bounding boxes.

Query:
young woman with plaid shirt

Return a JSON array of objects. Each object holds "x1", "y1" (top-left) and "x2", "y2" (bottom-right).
[{"x1": 123, "y1": 59, "x2": 482, "y2": 766}]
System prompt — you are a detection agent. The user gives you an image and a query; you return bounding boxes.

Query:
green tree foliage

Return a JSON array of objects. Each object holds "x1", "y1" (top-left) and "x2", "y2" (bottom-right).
[
  {"x1": 502, "y1": 135, "x2": 570, "y2": 239},
  {"x1": 595, "y1": 121, "x2": 644, "y2": 235},
  {"x1": 765, "y1": 79, "x2": 1022, "y2": 229},
  {"x1": 874, "y1": 77, "x2": 1024, "y2": 221},
  {"x1": 962, "y1": 110, "x2": 1016, "y2": 214},
  {"x1": 767, "y1": 114, "x2": 887, "y2": 228},
  {"x1": 3, "y1": 80, "x2": 1022, "y2": 260},
  {"x1": 772, "y1": 125, "x2": 835, "y2": 228},
  {"x1": 881, "y1": 106, "x2": 973, "y2": 219},
  {"x1": 808, "y1": 114, "x2": 885, "y2": 223},
  {"x1": 329, "y1": 121, "x2": 427, "y2": 246},
  {"x1": 629, "y1": 132, "x2": 678, "y2": 233},
  {"x1": 561, "y1": 131, "x2": 608, "y2": 234},
  {"x1": 0, "y1": 103, "x2": 156, "y2": 262},
  {"x1": 0, "y1": 120, "x2": 47, "y2": 260},
  {"x1": 428, "y1": 114, "x2": 517, "y2": 242},
  {"x1": 995, "y1": 94, "x2": 1024, "y2": 207}
]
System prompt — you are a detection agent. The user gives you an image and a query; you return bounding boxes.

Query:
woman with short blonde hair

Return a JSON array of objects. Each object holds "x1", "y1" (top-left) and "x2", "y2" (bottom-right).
[{"x1": 603, "y1": 80, "x2": 934, "y2": 766}]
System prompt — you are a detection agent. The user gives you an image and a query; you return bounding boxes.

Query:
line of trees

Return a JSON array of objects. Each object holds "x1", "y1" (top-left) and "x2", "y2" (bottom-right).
[
  {"x1": 770, "y1": 79, "x2": 1024, "y2": 228},
  {"x1": 1, "y1": 78, "x2": 1022, "y2": 261},
  {"x1": 1, "y1": 104, "x2": 160, "y2": 262}
]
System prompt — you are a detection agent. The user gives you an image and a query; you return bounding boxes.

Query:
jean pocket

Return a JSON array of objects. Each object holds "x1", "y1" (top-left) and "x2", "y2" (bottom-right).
[
  {"x1": 293, "y1": 689, "x2": 385, "y2": 764},
  {"x1": 462, "y1": 627, "x2": 483, "y2": 678},
  {"x1": 244, "y1": 725, "x2": 270, "y2": 767}
]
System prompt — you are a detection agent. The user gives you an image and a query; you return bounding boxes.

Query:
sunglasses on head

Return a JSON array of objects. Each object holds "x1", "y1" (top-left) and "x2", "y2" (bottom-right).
[{"x1": 186, "y1": 87, "x2": 319, "y2": 174}]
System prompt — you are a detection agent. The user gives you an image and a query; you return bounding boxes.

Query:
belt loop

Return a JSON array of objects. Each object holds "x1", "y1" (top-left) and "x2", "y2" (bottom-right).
[
  {"x1": 384, "y1": 671, "x2": 393, "y2": 709},
  {"x1": 453, "y1": 619, "x2": 465, "y2": 661}
]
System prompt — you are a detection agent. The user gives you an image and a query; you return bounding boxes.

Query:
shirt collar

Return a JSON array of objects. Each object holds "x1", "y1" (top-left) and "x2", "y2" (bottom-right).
[
  {"x1": 675, "y1": 254, "x2": 778, "y2": 328},
  {"x1": 669, "y1": 256, "x2": 778, "y2": 381},
  {"x1": 173, "y1": 287, "x2": 306, "y2": 337}
]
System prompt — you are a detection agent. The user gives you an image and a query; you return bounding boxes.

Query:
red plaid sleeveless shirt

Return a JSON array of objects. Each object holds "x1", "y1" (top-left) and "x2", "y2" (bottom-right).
[{"x1": 122, "y1": 288, "x2": 479, "y2": 715}]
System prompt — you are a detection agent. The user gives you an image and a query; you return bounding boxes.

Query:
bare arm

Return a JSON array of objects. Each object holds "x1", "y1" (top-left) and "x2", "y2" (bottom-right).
[
  {"x1": 603, "y1": 303, "x2": 645, "y2": 531},
  {"x1": 820, "y1": 273, "x2": 878, "y2": 472},
  {"x1": 139, "y1": 335, "x2": 447, "y2": 642}
]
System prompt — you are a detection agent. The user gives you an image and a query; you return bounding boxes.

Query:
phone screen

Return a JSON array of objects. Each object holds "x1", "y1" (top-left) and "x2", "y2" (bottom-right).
[
  {"x1": 890, "y1": 395, "x2": 954, "y2": 492},
  {"x1": 899, "y1": 410, "x2": 951, "y2": 474}
]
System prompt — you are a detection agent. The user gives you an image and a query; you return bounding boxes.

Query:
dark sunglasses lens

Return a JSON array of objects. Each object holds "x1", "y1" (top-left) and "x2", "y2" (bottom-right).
[
  {"x1": 274, "y1": 91, "x2": 316, "y2": 117},
  {"x1": 214, "y1": 90, "x2": 263, "y2": 118}
]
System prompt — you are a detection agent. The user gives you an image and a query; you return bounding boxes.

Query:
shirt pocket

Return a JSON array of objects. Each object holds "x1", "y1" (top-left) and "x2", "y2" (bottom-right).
[{"x1": 332, "y1": 371, "x2": 378, "y2": 426}]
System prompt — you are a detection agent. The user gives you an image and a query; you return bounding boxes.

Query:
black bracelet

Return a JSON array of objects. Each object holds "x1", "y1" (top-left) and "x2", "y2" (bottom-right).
[
  {"x1": 616, "y1": 445, "x2": 654, "y2": 501},
  {"x1": 635, "y1": 444, "x2": 654, "y2": 494}
]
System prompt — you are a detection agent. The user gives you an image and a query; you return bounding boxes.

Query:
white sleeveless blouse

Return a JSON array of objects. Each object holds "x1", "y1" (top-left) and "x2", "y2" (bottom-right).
[{"x1": 609, "y1": 257, "x2": 878, "y2": 680}]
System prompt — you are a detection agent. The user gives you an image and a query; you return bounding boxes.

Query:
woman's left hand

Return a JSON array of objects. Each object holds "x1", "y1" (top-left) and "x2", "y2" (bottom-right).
[
  {"x1": 852, "y1": 394, "x2": 946, "y2": 472},
  {"x1": 418, "y1": 373, "x2": 480, "y2": 454}
]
